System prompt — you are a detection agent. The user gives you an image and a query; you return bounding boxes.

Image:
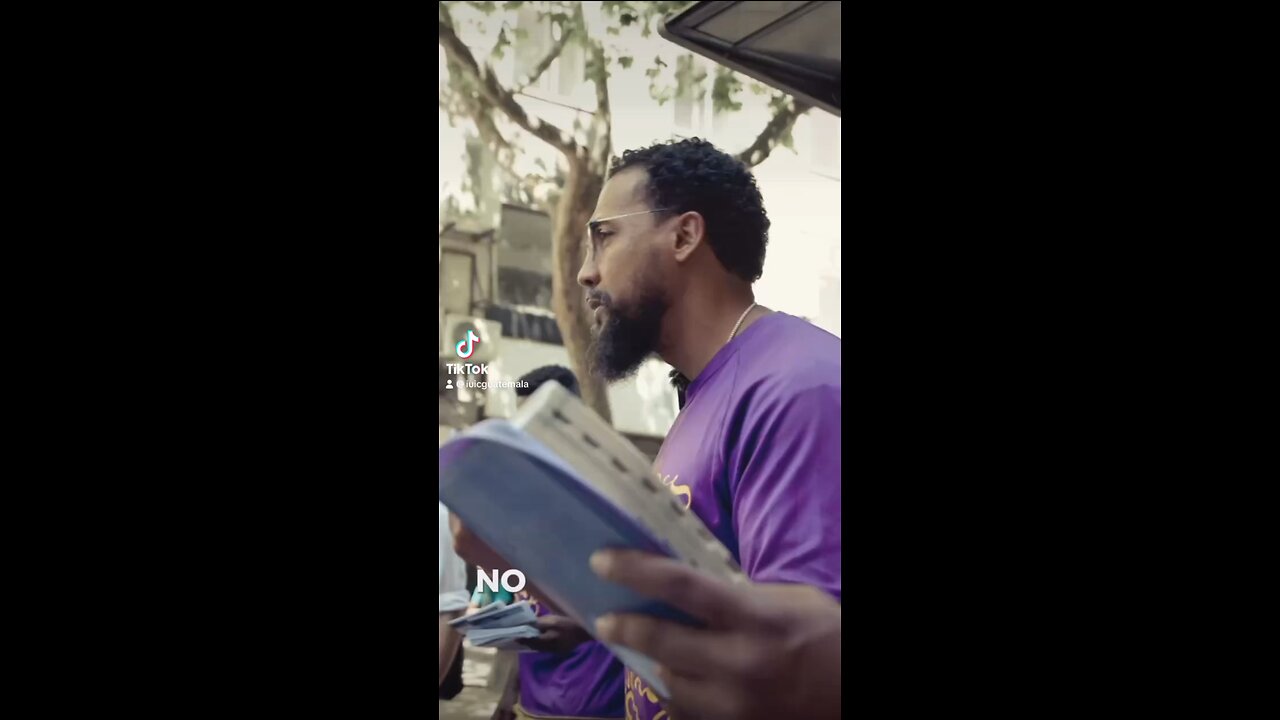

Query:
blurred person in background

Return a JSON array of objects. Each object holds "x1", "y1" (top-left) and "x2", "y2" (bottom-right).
[
  {"x1": 466, "y1": 583, "x2": 515, "y2": 616},
  {"x1": 467, "y1": 571, "x2": 519, "y2": 704},
  {"x1": 439, "y1": 501, "x2": 470, "y2": 699},
  {"x1": 487, "y1": 365, "x2": 625, "y2": 720}
]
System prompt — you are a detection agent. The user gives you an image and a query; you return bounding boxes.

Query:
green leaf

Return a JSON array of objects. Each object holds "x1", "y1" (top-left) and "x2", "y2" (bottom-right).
[
  {"x1": 779, "y1": 129, "x2": 795, "y2": 152},
  {"x1": 618, "y1": 56, "x2": 633, "y2": 69},
  {"x1": 606, "y1": 26, "x2": 620, "y2": 35},
  {"x1": 502, "y1": 1, "x2": 522, "y2": 9},
  {"x1": 711, "y1": 67, "x2": 744, "y2": 113}
]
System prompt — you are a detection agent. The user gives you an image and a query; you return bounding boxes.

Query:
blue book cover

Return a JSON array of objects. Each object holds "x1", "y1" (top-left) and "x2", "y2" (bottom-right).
[{"x1": 439, "y1": 420, "x2": 700, "y2": 699}]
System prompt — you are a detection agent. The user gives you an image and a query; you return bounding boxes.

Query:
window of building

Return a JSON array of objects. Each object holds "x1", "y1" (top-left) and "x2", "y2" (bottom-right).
[{"x1": 441, "y1": 249, "x2": 476, "y2": 316}]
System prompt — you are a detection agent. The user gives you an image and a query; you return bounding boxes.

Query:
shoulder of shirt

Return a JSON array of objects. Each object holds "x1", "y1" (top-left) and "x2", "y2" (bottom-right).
[{"x1": 735, "y1": 314, "x2": 840, "y2": 398}]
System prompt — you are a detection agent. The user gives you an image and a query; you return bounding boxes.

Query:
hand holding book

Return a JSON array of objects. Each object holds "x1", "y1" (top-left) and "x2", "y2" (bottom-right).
[{"x1": 589, "y1": 548, "x2": 841, "y2": 720}]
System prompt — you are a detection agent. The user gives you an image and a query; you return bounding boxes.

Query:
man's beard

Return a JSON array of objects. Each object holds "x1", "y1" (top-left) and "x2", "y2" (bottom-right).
[{"x1": 588, "y1": 285, "x2": 667, "y2": 382}]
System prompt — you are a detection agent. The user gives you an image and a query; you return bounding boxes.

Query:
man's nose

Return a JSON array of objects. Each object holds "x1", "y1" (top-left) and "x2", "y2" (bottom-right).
[{"x1": 577, "y1": 253, "x2": 598, "y2": 289}]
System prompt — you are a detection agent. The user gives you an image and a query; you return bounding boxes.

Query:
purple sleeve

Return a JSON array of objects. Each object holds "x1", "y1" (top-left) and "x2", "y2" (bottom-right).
[{"x1": 728, "y1": 384, "x2": 842, "y2": 602}]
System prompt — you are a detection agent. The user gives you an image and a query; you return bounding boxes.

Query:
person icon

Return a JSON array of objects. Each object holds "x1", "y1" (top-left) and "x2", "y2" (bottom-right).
[{"x1": 445, "y1": 378, "x2": 453, "y2": 390}]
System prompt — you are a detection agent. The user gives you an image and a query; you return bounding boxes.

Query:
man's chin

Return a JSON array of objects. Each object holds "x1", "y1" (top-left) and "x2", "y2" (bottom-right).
[
  {"x1": 587, "y1": 295, "x2": 664, "y2": 381},
  {"x1": 589, "y1": 345, "x2": 648, "y2": 382}
]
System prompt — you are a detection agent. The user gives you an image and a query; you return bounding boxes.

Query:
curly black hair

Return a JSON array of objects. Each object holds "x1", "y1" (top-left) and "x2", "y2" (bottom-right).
[
  {"x1": 516, "y1": 364, "x2": 580, "y2": 398},
  {"x1": 609, "y1": 138, "x2": 770, "y2": 282}
]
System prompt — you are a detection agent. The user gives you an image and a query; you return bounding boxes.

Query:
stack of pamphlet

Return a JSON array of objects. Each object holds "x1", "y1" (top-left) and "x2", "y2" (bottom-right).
[{"x1": 448, "y1": 600, "x2": 541, "y2": 652}]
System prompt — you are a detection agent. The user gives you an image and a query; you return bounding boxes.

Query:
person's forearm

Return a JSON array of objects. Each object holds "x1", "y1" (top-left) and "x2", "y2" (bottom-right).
[{"x1": 439, "y1": 613, "x2": 463, "y2": 687}]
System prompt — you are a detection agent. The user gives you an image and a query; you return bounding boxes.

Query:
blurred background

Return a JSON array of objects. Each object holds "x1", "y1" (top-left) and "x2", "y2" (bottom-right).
[{"x1": 437, "y1": 0, "x2": 840, "y2": 479}]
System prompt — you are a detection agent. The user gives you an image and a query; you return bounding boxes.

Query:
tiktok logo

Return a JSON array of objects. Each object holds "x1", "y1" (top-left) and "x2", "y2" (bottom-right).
[{"x1": 455, "y1": 330, "x2": 480, "y2": 359}]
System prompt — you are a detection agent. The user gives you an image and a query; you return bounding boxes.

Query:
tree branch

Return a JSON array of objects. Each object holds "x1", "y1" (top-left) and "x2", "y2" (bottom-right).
[
  {"x1": 512, "y1": 24, "x2": 574, "y2": 95},
  {"x1": 439, "y1": 7, "x2": 580, "y2": 158},
  {"x1": 441, "y1": 64, "x2": 515, "y2": 158},
  {"x1": 494, "y1": 160, "x2": 554, "y2": 203},
  {"x1": 580, "y1": 7, "x2": 612, "y2": 172},
  {"x1": 735, "y1": 97, "x2": 812, "y2": 168}
]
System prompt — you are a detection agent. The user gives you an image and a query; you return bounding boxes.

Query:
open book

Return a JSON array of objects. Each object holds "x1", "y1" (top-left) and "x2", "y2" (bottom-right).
[{"x1": 438, "y1": 381, "x2": 745, "y2": 699}]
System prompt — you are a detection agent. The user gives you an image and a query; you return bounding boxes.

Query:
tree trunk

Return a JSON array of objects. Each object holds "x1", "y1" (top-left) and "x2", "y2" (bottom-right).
[{"x1": 550, "y1": 160, "x2": 610, "y2": 422}]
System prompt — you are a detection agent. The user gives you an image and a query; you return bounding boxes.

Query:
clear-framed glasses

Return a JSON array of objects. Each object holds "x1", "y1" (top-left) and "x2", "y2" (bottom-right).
[{"x1": 586, "y1": 207, "x2": 676, "y2": 243}]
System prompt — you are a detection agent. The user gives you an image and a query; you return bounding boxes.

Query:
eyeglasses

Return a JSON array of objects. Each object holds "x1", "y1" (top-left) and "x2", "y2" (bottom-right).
[
  {"x1": 588, "y1": 208, "x2": 675, "y2": 225},
  {"x1": 586, "y1": 207, "x2": 675, "y2": 238}
]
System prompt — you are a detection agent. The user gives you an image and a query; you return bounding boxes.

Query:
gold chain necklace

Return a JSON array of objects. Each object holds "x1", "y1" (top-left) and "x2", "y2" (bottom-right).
[{"x1": 728, "y1": 302, "x2": 757, "y2": 343}]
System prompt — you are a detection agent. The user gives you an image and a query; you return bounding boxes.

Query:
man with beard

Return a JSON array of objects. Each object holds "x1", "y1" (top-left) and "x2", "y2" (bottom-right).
[
  {"x1": 579, "y1": 137, "x2": 841, "y2": 720},
  {"x1": 454, "y1": 138, "x2": 841, "y2": 720}
]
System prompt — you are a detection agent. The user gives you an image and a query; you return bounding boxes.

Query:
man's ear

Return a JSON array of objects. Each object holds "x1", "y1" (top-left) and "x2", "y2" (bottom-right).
[{"x1": 672, "y1": 211, "x2": 706, "y2": 263}]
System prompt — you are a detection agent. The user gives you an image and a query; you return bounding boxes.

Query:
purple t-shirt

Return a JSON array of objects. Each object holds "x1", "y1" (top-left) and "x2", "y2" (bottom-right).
[
  {"x1": 518, "y1": 591, "x2": 626, "y2": 718},
  {"x1": 628, "y1": 312, "x2": 842, "y2": 720}
]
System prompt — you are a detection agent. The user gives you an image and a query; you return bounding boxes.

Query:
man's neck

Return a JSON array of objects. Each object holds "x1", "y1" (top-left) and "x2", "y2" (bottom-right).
[{"x1": 659, "y1": 283, "x2": 760, "y2": 382}]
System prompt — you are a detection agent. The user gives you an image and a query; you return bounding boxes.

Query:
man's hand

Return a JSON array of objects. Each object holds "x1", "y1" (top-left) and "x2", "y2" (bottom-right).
[
  {"x1": 517, "y1": 615, "x2": 593, "y2": 655},
  {"x1": 590, "y1": 549, "x2": 841, "y2": 720}
]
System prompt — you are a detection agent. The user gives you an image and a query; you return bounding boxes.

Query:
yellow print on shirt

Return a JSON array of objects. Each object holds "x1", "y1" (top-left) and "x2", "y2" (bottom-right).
[
  {"x1": 656, "y1": 473, "x2": 691, "y2": 509},
  {"x1": 625, "y1": 669, "x2": 665, "y2": 720}
]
